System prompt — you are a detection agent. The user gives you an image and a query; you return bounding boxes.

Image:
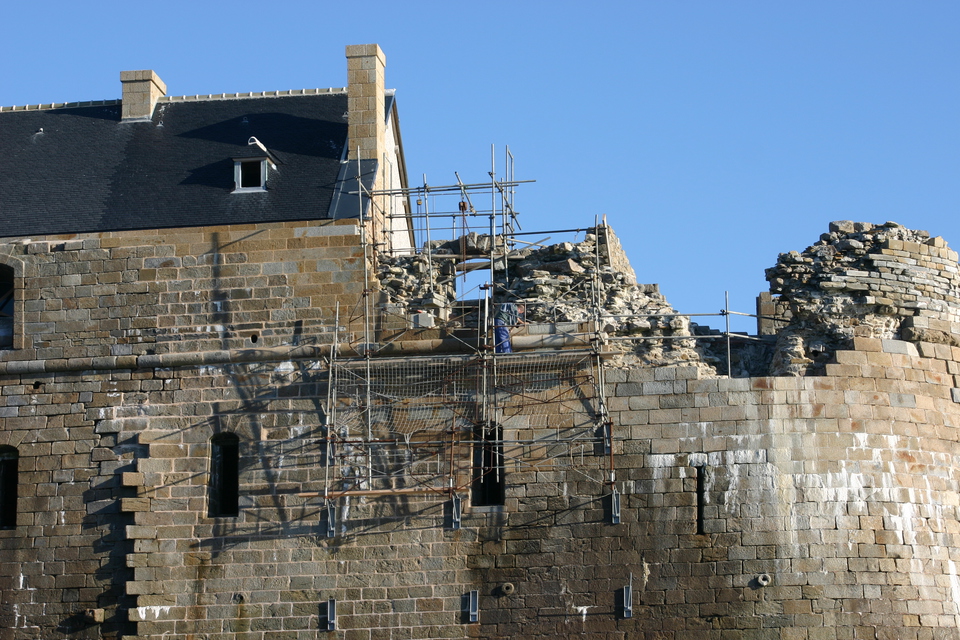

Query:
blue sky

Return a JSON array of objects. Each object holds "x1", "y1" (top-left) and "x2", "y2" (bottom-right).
[{"x1": 2, "y1": 2, "x2": 957, "y2": 333}]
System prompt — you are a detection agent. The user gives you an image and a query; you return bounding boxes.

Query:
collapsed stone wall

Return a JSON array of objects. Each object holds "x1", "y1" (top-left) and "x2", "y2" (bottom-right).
[
  {"x1": 379, "y1": 219, "x2": 960, "y2": 378},
  {"x1": 503, "y1": 229, "x2": 709, "y2": 370},
  {"x1": 765, "y1": 220, "x2": 960, "y2": 375}
]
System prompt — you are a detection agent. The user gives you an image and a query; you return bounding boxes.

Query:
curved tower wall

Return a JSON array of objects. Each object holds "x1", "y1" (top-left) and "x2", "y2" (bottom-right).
[{"x1": 581, "y1": 336, "x2": 960, "y2": 638}]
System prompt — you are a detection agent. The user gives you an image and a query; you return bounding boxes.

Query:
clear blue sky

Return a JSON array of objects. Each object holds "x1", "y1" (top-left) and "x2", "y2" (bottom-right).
[{"x1": 2, "y1": 2, "x2": 957, "y2": 333}]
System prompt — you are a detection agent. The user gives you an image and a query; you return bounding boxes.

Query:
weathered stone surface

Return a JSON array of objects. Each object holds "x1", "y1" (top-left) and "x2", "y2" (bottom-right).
[
  {"x1": 4, "y1": 218, "x2": 960, "y2": 640},
  {"x1": 765, "y1": 221, "x2": 960, "y2": 375},
  {"x1": 380, "y1": 225, "x2": 715, "y2": 372}
]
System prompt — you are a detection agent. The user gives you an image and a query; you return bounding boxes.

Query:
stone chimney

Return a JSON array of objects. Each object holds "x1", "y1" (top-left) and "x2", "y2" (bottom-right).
[
  {"x1": 345, "y1": 44, "x2": 386, "y2": 161},
  {"x1": 120, "y1": 70, "x2": 166, "y2": 121}
]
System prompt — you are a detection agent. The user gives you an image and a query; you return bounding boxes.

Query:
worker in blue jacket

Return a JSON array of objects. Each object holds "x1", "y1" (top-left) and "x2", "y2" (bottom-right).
[{"x1": 494, "y1": 302, "x2": 525, "y2": 353}]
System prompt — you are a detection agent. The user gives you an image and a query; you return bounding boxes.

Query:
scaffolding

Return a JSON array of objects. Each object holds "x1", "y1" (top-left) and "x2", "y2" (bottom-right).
[
  {"x1": 306, "y1": 148, "x2": 784, "y2": 530},
  {"x1": 316, "y1": 350, "x2": 611, "y2": 501}
]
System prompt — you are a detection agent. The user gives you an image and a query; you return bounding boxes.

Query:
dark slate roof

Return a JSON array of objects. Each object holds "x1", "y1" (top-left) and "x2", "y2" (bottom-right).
[{"x1": 0, "y1": 93, "x2": 353, "y2": 237}]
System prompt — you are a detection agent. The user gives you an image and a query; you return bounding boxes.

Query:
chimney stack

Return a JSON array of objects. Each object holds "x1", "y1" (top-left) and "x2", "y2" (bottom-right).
[
  {"x1": 345, "y1": 44, "x2": 386, "y2": 161},
  {"x1": 120, "y1": 70, "x2": 166, "y2": 121}
]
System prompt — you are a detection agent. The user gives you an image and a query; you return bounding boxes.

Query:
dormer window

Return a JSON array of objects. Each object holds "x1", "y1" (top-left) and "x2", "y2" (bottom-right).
[
  {"x1": 234, "y1": 158, "x2": 268, "y2": 192},
  {"x1": 232, "y1": 136, "x2": 278, "y2": 193}
]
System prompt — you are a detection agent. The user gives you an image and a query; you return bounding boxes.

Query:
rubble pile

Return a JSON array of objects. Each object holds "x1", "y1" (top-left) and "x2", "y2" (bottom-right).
[
  {"x1": 376, "y1": 253, "x2": 458, "y2": 315},
  {"x1": 377, "y1": 226, "x2": 715, "y2": 370},
  {"x1": 503, "y1": 233, "x2": 684, "y2": 327},
  {"x1": 378, "y1": 218, "x2": 960, "y2": 377},
  {"x1": 377, "y1": 233, "x2": 506, "y2": 312},
  {"x1": 765, "y1": 220, "x2": 960, "y2": 375}
]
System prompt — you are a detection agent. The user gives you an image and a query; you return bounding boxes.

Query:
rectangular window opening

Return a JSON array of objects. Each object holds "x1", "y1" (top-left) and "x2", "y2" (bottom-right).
[
  {"x1": 695, "y1": 464, "x2": 706, "y2": 535},
  {"x1": 210, "y1": 434, "x2": 240, "y2": 517},
  {"x1": 240, "y1": 161, "x2": 262, "y2": 188},
  {"x1": 233, "y1": 159, "x2": 267, "y2": 192},
  {"x1": 0, "y1": 447, "x2": 18, "y2": 529},
  {"x1": 471, "y1": 423, "x2": 504, "y2": 507}
]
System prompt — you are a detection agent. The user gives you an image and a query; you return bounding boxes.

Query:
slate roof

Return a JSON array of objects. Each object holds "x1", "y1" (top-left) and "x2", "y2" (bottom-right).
[{"x1": 0, "y1": 92, "x2": 366, "y2": 238}]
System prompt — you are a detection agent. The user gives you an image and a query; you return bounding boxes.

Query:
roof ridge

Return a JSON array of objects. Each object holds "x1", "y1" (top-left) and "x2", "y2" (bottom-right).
[
  {"x1": 0, "y1": 99, "x2": 121, "y2": 113},
  {"x1": 0, "y1": 87, "x2": 349, "y2": 113},
  {"x1": 160, "y1": 87, "x2": 347, "y2": 103}
]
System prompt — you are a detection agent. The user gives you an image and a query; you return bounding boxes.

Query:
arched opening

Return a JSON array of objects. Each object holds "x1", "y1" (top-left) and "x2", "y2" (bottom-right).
[{"x1": 209, "y1": 433, "x2": 239, "y2": 517}]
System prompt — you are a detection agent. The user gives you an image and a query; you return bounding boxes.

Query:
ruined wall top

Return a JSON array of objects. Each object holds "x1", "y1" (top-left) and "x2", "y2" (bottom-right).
[{"x1": 765, "y1": 220, "x2": 960, "y2": 375}]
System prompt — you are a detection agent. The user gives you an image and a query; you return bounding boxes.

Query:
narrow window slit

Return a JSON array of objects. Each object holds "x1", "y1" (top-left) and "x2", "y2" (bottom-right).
[
  {"x1": 209, "y1": 433, "x2": 240, "y2": 517},
  {"x1": 695, "y1": 464, "x2": 706, "y2": 535},
  {"x1": 0, "y1": 264, "x2": 14, "y2": 349},
  {"x1": 0, "y1": 446, "x2": 18, "y2": 529}
]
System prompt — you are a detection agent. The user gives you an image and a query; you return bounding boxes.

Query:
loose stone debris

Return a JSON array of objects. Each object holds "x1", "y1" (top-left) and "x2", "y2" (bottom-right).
[
  {"x1": 379, "y1": 220, "x2": 960, "y2": 378},
  {"x1": 765, "y1": 220, "x2": 960, "y2": 375},
  {"x1": 378, "y1": 226, "x2": 714, "y2": 372}
]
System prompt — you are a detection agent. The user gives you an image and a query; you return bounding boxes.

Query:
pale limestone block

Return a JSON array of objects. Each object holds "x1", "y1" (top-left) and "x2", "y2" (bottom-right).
[
  {"x1": 882, "y1": 339, "x2": 920, "y2": 357},
  {"x1": 718, "y1": 377, "x2": 751, "y2": 392}
]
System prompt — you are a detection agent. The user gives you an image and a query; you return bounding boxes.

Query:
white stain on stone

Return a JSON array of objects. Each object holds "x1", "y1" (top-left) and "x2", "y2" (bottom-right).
[
  {"x1": 341, "y1": 497, "x2": 350, "y2": 535},
  {"x1": 137, "y1": 605, "x2": 171, "y2": 620},
  {"x1": 947, "y1": 561, "x2": 960, "y2": 627}
]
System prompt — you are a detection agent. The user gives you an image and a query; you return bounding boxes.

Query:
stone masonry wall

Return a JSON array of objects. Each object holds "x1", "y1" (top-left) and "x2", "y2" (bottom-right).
[
  {"x1": 0, "y1": 219, "x2": 366, "y2": 362},
  {"x1": 5, "y1": 333, "x2": 960, "y2": 639},
  {"x1": 0, "y1": 369, "x2": 134, "y2": 640},
  {"x1": 5, "y1": 219, "x2": 960, "y2": 640}
]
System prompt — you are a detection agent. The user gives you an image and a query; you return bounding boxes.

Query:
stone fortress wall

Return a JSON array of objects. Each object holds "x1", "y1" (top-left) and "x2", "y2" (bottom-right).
[
  {"x1": 3, "y1": 221, "x2": 960, "y2": 640},
  {"x1": 0, "y1": 219, "x2": 367, "y2": 362}
]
